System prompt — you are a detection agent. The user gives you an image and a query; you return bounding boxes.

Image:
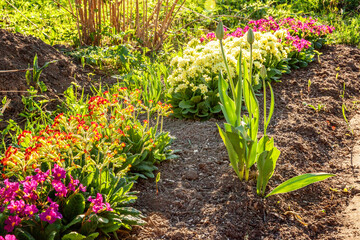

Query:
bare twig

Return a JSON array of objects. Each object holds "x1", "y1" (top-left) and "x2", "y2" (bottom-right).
[
  {"x1": 0, "y1": 68, "x2": 33, "y2": 73},
  {"x1": 50, "y1": 0, "x2": 76, "y2": 18},
  {"x1": 0, "y1": 91, "x2": 28, "y2": 93}
]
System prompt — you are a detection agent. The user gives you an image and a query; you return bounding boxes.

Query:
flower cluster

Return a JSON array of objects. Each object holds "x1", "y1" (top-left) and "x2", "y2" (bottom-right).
[
  {"x1": 0, "y1": 165, "x2": 89, "y2": 234},
  {"x1": 88, "y1": 193, "x2": 113, "y2": 213},
  {"x1": 169, "y1": 30, "x2": 288, "y2": 95},
  {"x1": 1, "y1": 88, "x2": 172, "y2": 179},
  {"x1": 200, "y1": 16, "x2": 334, "y2": 52}
]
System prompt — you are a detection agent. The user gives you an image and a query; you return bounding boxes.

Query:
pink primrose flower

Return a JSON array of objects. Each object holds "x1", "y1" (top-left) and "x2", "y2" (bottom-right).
[
  {"x1": 53, "y1": 164, "x2": 66, "y2": 180},
  {"x1": 4, "y1": 215, "x2": 21, "y2": 232}
]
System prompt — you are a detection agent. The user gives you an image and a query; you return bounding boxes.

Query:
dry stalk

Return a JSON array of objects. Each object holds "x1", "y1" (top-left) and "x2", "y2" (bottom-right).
[{"x1": 61, "y1": 0, "x2": 185, "y2": 49}]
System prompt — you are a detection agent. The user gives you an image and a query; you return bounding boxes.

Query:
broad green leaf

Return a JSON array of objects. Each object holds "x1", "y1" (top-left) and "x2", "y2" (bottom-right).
[
  {"x1": 62, "y1": 232, "x2": 86, "y2": 240},
  {"x1": 84, "y1": 232, "x2": 99, "y2": 240},
  {"x1": 63, "y1": 215, "x2": 85, "y2": 231},
  {"x1": 80, "y1": 214, "x2": 99, "y2": 235},
  {"x1": 179, "y1": 100, "x2": 194, "y2": 109},
  {"x1": 81, "y1": 172, "x2": 94, "y2": 186},
  {"x1": 45, "y1": 220, "x2": 62, "y2": 238},
  {"x1": 218, "y1": 71, "x2": 236, "y2": 125},
  {"x1": 48, "y1": 231, "x2": 57, "y2": 240},
  {"x1": 265, "y1": 173, "x2": 335, "y2": 198},
  {"x1": 63, "y1": 193, "x2": 85, "y2": 221},
  {"x1": 217, "y1": 124, "x2": 243, "y2": 180},
  {"x1": 225, "y1": 129, "x2": 246, "y2": 173},
  {"x1": 190, "y1": 95, "x2": 202, "y2": 103},
  {"x1": 98, "y1": 216, "x2": 109, "y2": 224},
  {"x1": 217, "y1": 125, "x2": 245, "y2": 180}
]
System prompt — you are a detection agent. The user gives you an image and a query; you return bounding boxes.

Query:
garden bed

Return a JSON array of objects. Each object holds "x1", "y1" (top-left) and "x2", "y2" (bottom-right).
[
  {"x1": 129, "y1": 44, "x2": 360, "y2": 240},
  {"x1": 1, "y1": 32, "x2": 360, "y2": 240}
]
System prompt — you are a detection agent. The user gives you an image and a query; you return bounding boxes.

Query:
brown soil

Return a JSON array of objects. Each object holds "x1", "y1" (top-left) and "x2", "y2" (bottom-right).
[
  {"x1": 0, "y1": 29, "x2": 93, "y2": 129},
  {"x1": 128, "y1": 45, "x2": 360, "y2": 240}
]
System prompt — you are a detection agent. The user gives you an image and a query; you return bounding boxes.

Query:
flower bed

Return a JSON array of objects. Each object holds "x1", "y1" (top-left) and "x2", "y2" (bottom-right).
[
  {"x1": 0, "y1": 85, "x2": 174, "y2": 239},
  {"x1": 167, "y1": 16, "x2": 334, "y2": 119}
]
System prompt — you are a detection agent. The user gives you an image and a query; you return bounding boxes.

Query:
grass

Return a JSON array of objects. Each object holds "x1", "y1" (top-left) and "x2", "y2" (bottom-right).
[{"x1": 0, "y1": 0, "x2": 77, "y2": 45}]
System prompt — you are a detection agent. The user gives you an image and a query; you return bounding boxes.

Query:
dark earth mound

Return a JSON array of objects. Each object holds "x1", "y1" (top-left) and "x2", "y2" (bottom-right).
[
  {"x1": 127, "y1": 45, "x2": 360, "y2": 240},
  {"x1": 0, "y1": 29, "x2": 92, "y2": 128}
]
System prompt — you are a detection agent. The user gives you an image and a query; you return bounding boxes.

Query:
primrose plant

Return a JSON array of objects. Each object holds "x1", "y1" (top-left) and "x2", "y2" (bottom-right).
[
  {"x1": 0, "y1": 165, "x2": 130, "y2": 240},
  {"x1": 216, "y1": 21, "x2": 334, "y2": 198}
]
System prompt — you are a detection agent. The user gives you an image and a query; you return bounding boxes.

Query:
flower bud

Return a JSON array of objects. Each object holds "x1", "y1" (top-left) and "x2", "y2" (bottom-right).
[
  {"x1": 215, "y1": 20, "x2": 224, "y2": 40},
  {"x1": 260, "y1": 66, "x2": 267, "y2": 79},
  {"x1": 247, "y1": 28, "x2": 254, "y2": 45}
]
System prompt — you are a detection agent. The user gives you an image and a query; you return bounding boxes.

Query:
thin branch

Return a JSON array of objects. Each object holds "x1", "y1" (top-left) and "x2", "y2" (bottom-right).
[
  {"x1": 0, "y1": 69, "x2": 33, "y2": 73},
  {"x1": 50, "y1": 0, "x2": 76, "y2": 18}
]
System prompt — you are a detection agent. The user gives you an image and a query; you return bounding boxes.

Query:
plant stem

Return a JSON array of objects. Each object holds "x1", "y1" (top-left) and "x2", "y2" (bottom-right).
[
  {"x1": 219, "y1": 39, "x2": 236, "y2": 99},
  {"x1": 239, "y1": 164, "x2": 244, "y2": 180},
  {"x1": 263, "y1": 77, "x2": 267, "y2": 136},
  {"x1": 245, "y1": 168, "x2": 249, "y2": 181},
  {"x1": 160, "y1": 115, "x2": 164, "y2": 133}
]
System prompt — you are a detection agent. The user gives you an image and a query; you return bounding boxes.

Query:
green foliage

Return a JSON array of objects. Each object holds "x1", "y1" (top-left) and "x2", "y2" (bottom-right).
[
  {"x1": 326, "y1": 15, "x2": 360, "y2": 47},
  {"x1": 26, "y1": 54, "x2": 57, "y2": 92},
  {"x1": 67, "y1": 45, "x2": 145, "y2": 74},
  {"x1": 168, "y1": 81, "x2": 221, "y2": 120},
  {"x1": 81, "y1": 168, "x2": 145, "y2": 230},
  {"x1": 0, "y1": 0, "x2": 77, "y2": 45},
  {"x1": 63, "y1": 194, "x2": 86, "y2": 222},
  {"x1": 115, "y1": 61, "x2": 171, "y2": 107}
]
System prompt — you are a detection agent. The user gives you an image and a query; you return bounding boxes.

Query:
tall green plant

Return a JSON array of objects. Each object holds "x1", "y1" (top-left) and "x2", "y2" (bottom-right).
[{"x1": 216, "y1": 21, "x2": 334, "y2": 198}]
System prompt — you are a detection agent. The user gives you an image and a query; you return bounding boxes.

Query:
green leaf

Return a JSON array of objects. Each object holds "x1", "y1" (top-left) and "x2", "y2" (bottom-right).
[
  {"x1": 80, "y1": 214, "x2": 99, "y2": 235},
  {"x1": 63, "y1": 215, "x2": 85, "y2": 231},
  {"x1": 84, "y1": 233, "x2": 99, "y2": 240},
  {"x1": 190, "y1": 95, "x2": 202, "y2": 103},
  {"x1": 62, "y1": 232, "x2": 86, "y2": 240},
  {"x1": 45, "y1": 220, "x2": 62, "y2": 238},
  {"x1": 14, "y1": 228, "x2": 36, "y2": 240},
  {"x1": 81, "y1": 172, "x2": 95, "y2": 186},
  {"x1": 217, "y1": 124, "x2": 244, "y2": 180},
  {"x1": 218, "y1": 71, "x2": 236, "y2": 125},
  {"x1": 179, "y1": 100, "x2": 194, "y2": 109},
  {"x1": 48, "y1": 231, "x2": 57, "y2": 240},
  {"x1": 265, "y1": 173, "x2": 335, "y2": 198},
  {"x1": 98, "y1": 216, "x2": 109, "y2": 224},
  {"x1": 63, "y1": 193, "x2": 86, "y2": 222}
]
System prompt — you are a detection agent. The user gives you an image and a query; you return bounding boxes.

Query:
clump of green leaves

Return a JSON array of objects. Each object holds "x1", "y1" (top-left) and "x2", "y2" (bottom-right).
[
  {"x1": 67, "y1": 45, "x2": 144, "y2": 74},
  {"x1": 303, "y1": 102, "x2": 326, "y2": 112},
  {"x1": 25, "y1": 54, "x2": 57, "y2": 93}
]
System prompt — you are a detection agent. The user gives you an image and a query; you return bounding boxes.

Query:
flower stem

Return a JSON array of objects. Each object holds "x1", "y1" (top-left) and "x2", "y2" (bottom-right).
[{"x1": 220, "y1": 39, "x2": 236, "y2": 99}]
